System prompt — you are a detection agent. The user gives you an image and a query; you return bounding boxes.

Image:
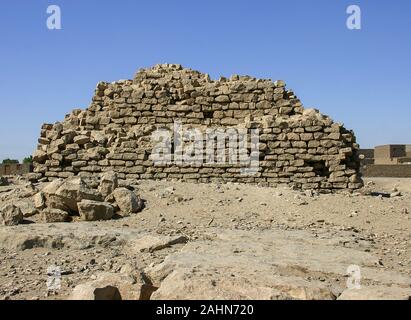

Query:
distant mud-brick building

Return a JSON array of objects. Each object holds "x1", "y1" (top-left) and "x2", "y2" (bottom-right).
[
  {"x1": 374, "y1": 145, "x2": 407, "y2": 165},
  {"x1": 0, "y1": 163, "x2": 31, "y2": 177},
  {"x1": 32, "y1": 64, "x2": 363, "y2": 191},
  {"x1": 360, "y1": 144, "x2": 411, "y2": 177}
]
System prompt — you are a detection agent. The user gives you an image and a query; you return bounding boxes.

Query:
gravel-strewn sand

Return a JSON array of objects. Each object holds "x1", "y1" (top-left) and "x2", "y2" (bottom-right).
[{"x1": 0, "y1": 177, "x2": 410, "y2": 300}]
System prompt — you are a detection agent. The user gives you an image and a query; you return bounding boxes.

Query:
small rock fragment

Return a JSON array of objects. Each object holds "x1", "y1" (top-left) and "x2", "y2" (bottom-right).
[
  {"x1": 390, "y1": 191, "x2": 401, "y2": 198},
  {"x1": 0, "y1": 204, "x2": 23, "y2": 226}
]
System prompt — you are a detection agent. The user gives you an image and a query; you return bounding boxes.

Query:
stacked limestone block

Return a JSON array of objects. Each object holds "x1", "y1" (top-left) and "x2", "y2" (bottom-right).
[{"x1": 32, "y1": 64, "x2": 363, "y2": 191}]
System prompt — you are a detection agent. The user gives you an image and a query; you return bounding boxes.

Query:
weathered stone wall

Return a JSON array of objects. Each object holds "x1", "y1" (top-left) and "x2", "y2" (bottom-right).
[{"x1": 32, "y1": 64, "x2": 363, "y2": 191}]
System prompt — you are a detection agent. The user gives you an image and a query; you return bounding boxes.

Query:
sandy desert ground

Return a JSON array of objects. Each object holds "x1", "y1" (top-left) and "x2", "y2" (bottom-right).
[{"x1": 0, "y1": 176, "x2": 410, "y2": 300}]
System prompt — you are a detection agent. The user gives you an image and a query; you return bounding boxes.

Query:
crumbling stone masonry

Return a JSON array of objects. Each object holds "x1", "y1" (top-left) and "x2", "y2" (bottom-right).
[{"x1": 32, "y1": 64, "x2": 363, "y2": 191}]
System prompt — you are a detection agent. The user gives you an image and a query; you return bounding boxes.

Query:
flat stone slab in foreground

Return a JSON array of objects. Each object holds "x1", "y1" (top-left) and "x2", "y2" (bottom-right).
[
  {"x1": 147, "y1": 228, "x2": 411, "y2": 300},
  {"x1": 1, "y1": 224, "x2": 409, "y2": 300}
]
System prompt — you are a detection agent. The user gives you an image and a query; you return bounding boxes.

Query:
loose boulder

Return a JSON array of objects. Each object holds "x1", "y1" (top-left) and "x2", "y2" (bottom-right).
[
  {"x1": 42, "y1": 208, "x2": 70, "y2": 223},
  {"x1": 0, "y1": 204, "x2": 23, "y2": 226},
  {"x1": 98, "y1": 171, "x2": 118, "y2": 198},
  {"x1": 14, "y1": 199, "x2": 38, "y2": 218},
  {"x1": 33, "y1": 192, "x2": 46, "y2": 210},
  {"x1": 41, "y1": 177, "x2": 102, "y2": 213},
  {"x1": 41, "y1": 179, "x2": 67, "y2": 211},
  {"x1": 69, "y1": 272, "x2": 155, "y2": 300},
  {"x1": 112, "y1": 188, "x2": 143, "y2": 215},
  {"x1": 78, "y1": 200, "x2": 114, "y2": 221},
  {"x1": 21, "y1": 175, "x2": 145, "y2": 224},
  {"x1": 70, "y1": 283, "x2": 122, "y2": 300},
  {"x1": 54, "y1": 177, "x2": 103, "y2": 212}
]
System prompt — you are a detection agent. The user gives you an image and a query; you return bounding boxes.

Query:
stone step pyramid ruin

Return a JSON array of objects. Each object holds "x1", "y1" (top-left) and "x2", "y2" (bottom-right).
[{"x1": 32, "y1": 64, "x2": 363, "y2": 191}]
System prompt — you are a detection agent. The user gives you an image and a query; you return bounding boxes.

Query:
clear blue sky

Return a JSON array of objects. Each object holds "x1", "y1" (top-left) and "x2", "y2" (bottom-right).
[{"x1": 1, "y1": 0, "x2": 410, "y2": 161}]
